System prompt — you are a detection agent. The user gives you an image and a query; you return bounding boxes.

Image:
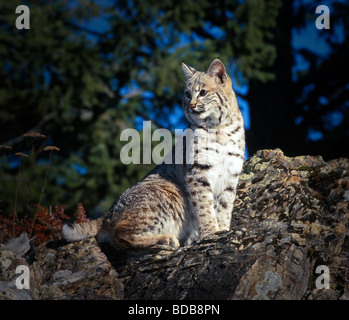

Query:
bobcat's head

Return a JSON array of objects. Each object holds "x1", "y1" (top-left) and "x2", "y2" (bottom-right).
[{"x1": 181, "y1": 59, "x2": 236, "y2": 129}]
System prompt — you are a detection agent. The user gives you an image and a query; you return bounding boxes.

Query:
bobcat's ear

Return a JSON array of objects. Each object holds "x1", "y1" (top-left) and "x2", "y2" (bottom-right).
[
  {"x1": 207, "y1": 59, "x2": 227, "y2": 84},
  {"x1": 181, "y1": 62, "x2": 196, "y2": 79}
]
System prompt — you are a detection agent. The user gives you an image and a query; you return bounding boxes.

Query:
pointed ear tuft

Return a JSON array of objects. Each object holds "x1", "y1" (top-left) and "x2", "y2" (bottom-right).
[
  {"x1": 181, "y1": 62, "x2": 196, "y2": 79},
  {"x1": 207, "y1": 59, "x2": 227, "y2": 84}
]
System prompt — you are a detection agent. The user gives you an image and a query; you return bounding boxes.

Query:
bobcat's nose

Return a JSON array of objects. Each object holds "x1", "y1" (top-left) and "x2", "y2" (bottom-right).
[{"x1": 189, "y1": 103, "x2": 196, "y2": 109}]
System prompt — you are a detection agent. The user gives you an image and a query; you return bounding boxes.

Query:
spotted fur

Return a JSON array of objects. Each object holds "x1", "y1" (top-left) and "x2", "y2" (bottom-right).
[{"x1": 62, "y1": 59, "x2": 245, "y2": 250}]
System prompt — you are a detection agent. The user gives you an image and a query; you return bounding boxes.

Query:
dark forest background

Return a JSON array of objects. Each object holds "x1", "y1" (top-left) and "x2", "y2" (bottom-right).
[{"x1": 1, "y1": 0, "x2": 348, "y2": 219}]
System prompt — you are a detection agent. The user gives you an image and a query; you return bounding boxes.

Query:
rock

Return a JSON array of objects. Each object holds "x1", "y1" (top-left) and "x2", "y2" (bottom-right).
[
  {"x1": 0, "y1": 149, "x2": 348, "y2": 300},
  {"x1": 0, "y1": 238, "x2": 124, "y2": 300},
  {"x1": 0, "y1": 241, "x2": 32, "y2": 300},
  {"x1": 32, "y1": 238, "x2": 124, "y2": 299},
  {"x1": 0, "y1": 280, "x2": 32, "y2": 300}
]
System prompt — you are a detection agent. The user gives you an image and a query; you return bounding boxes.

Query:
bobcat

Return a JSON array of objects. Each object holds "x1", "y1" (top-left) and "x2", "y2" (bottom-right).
[{"x1": 62, "y1": 58, "x2": 245, "y2": 250}]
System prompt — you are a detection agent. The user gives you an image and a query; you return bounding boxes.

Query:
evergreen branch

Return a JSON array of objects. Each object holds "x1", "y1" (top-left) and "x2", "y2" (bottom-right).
[{"x1": 64, "y1": 21, "x2": 103, "y2": 37}]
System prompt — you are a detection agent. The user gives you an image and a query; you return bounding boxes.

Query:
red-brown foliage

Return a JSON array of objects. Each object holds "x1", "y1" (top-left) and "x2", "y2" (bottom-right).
[{"x1": 0, "y1": 203, "x2": 90, "y2": 245}]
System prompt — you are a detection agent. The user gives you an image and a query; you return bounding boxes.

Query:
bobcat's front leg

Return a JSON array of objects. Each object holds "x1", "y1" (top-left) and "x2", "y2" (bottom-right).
[
  {"x1": 214, "y1": 191, "x2": 235, "y2": 231},
  {"x1": 185, "y1": 171, "x2": 219, "y2": 236}
]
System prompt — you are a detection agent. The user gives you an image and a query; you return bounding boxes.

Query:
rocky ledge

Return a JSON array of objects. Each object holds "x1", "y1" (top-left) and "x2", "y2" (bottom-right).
[{"x1": 1, "y1": 149, "x2": 348, "y2": 300}]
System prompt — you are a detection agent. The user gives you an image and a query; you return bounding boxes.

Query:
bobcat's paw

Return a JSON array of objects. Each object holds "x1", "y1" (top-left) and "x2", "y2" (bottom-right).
[{"x1": 153, "y1": 234, "x2": 180, "y2": 250}]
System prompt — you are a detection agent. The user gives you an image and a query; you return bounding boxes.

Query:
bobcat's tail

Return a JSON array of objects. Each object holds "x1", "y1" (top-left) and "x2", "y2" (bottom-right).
[{"x1": 62, "y1": 218, "x2": 103, "y2": 242}]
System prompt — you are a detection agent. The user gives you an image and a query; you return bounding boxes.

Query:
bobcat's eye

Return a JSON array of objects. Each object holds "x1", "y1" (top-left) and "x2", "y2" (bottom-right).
[
  {"x1": 185, "y1": 91, "x2": 191, "y2": 99},
  {"x1": 199, "y1": 89, "x2": 207, "y2": 97}
]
